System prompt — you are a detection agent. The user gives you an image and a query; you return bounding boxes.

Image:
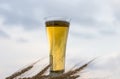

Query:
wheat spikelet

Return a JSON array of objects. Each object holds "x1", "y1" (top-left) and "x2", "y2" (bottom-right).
[
  {"x1": 69, "y1": 58, "x2": 95, "y2": 75},
  {"x1": 67, "y1": 75, "x2": 80, "y2": 79},
  {"x1": 51, "y1": 59, "x2": 95, "y2": 79},
  {"x1": 7, "y1": 58, "x2": 95, "y2": 79},
  {"x1": 6, "y1": 65, "x2": 33, "y2": 79},
  {"x1": 31, "y1": 64, "x2": 50, "y2": 79},
  {"x1": 6, "y1": 58, "x2": 45, "y2": 79}
]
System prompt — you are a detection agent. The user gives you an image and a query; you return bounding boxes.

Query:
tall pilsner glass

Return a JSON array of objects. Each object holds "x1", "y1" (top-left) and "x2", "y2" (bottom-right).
[{"x1": 45, "y1": 17, "x2": 70, "y2": 76}]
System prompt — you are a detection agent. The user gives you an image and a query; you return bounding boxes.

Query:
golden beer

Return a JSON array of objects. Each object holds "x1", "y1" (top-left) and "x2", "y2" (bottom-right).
[{"x1": 46, "y1": 20, "x2": 69, "y2": 74}]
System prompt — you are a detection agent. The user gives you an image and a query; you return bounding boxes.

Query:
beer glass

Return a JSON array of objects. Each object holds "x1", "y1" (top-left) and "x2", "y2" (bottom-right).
[{"x1": 45, "y1": 17, "x2": 70, "y2": 76}]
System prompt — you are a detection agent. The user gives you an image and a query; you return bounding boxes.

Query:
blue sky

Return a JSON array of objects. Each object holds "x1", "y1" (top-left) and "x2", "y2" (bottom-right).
[{"x1": 0, "y1": 0, "x2": 120, "y2": 79}]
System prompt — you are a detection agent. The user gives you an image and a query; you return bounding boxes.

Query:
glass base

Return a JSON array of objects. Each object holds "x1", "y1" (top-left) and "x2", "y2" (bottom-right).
[{"x1": 49, "y1": 70, "x2": 64, "y2": 77}]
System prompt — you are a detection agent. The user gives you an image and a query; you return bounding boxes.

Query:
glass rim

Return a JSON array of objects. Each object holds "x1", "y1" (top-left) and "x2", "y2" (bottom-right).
[{"x1": 44, "y1": 16, "x2": 71, "y2": 22}]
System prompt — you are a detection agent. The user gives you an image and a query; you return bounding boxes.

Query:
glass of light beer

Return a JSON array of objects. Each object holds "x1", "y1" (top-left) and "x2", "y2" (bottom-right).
[{"x1": 45, "y1": 17, "x2": 70, "y2": 76}]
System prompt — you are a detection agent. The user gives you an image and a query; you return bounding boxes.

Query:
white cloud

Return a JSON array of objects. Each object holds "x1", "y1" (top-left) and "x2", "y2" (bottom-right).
[{"x1": 0, "y1": 2, "x2": 12, "y2": 11}]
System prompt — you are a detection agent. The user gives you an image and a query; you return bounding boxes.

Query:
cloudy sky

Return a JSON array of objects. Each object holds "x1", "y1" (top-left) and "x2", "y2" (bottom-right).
[{"x1": 0, "y1": 0, "x2": 120, "y2": 79}]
